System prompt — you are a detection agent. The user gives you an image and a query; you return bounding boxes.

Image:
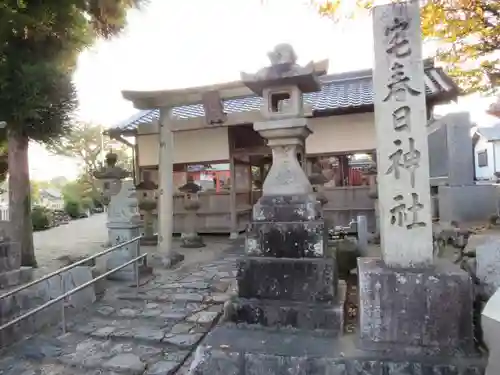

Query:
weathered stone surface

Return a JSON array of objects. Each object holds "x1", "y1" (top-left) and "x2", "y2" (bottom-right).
[
  {"x1": 103, "y1": 353, "x2": 146, "y2": 374},
  {"x1": 476, "y1": 238, "x2": 500, "y2": 297},
  {"x1": 172, "y1": 293, "x2": 204, "y2": 303},
  {"x1": 191, "y1": 348, "x2": 242, "y2": 375},
  {"x1": 163, "y1": 333, "x2": 203, "y2": 349},
  {"x1": 226, "y1": 298, "x2": 344, "y2": 333},
  {"x1": 372, "y1": 0, "x2": 434, "y2": 268},
  {"x1": 0, "y1": 266, "x2": 96, "y2": 348},
  {"x1": 358, "y1": 258, "x2": 475, "y2": 355},
  {"x1": 252, "y1": 194, "x2": 322, "y2": 222},
  {"x1": 0, "y1": 266, "x2": 33, "y2": 288},
  {"x1": 237, "y1": 257, "x2": 337, "y2": 302},
  {"x1": 187, "y1": 311, "x2": 220, "y2": 325},
  {"x1": 106, "y1": 223, "x2": 142, "y2": 281},
  {"x1": 482, "y1": 288, "x2": 500, "y2": 375},
  {"x1": 190, "y1": 325, "x2": 486, "y2": 375},
  {"x1": 246, "y1": 221, "x2": 326, "y2": 258},
  {"x1": 145, "y1": 360, "x2": 180, "y2": 375}
]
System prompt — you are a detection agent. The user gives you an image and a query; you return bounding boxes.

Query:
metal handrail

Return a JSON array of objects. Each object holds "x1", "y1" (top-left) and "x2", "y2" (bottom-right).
[
  {"x1": 0, "y1": 235, "x2": 142, "y2": 301},
  {"x1": 0, "y1": 253, "x2": 148, "y2": 334}
]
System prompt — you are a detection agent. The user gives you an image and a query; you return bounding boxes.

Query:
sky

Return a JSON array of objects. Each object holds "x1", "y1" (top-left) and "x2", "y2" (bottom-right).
[{"x1": 29, "y1": 0, "x2": 500, "y2": 181}]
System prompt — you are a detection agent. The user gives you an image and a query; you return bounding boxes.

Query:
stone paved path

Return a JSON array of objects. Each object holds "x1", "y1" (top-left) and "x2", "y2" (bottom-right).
[{"x1": 0, "y1": 240, "x2": 243, "y2": 375}]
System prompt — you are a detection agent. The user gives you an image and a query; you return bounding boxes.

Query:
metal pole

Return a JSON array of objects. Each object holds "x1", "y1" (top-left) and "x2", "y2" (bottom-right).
[
  {"x1": 0, "y1": 236, "x2": 141, "y2": 301},
  {"x1": 0, "y1": 253, "x2": 147, "y2": 333},
  {"x1": 61, "y1": 302, "x2": 66, "y2": 334},
  {"x1": 135, "y1": 238, "x2": 140, "y2": 289}
]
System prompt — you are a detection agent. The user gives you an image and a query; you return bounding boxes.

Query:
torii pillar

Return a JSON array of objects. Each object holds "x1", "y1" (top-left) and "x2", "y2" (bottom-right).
[{"x1": 121, "y1": 91, "x2": 184, "y2": 268}]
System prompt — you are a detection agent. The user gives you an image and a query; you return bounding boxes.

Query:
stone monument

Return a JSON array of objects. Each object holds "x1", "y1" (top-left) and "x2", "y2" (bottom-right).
[
  {"x1": 94, "y1": 152, "x2": 148, "y2": 281},
  {"x1": 179, "y1": 176, "x2": 205, "y2": 248},
  {"x1": 190, "y1": 43, "x2": 349, "y2": 374},
  {"x1": 355, "y1": 0, "x2": 485, "y2": 371}
]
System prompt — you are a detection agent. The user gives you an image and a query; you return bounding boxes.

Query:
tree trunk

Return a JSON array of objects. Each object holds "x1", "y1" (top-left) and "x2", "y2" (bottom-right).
[{"x1": 8, "y1": 131, "x2": 36, "y2": 267}]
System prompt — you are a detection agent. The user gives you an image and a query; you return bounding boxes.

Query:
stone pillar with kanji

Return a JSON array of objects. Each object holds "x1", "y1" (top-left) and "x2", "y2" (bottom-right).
[{"x1": 356, "y1": 2, "x2": 483, "y2": 371}]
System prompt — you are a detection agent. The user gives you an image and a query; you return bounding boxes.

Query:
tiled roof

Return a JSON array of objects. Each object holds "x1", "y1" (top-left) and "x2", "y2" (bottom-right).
[
  {"x1": 114, "y1": 65, "x2": 459, "y2": 133},
  {"x1": 477, "y1": 124, "x2": 500, "y2": 141}
]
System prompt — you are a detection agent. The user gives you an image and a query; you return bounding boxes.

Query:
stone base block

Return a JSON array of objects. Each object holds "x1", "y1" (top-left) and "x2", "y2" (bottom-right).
[
  {"x1": 225, "y1": 296, "x2": 344, "y2": 334},
  {"x1": 181, "y1": 233, "x2": 206, "y2": 248},
  {"x1": 189, "y1": 326, "x2": 486, "y2": 375},
  {"x1": 237, "y1": 257, "x2": 337, "y2": 302},
  {"x1": 252, "y1": 194, "x2": 322, "y2": 222},
  {"x1": 148, "y1": 251, "x2": 185, "y2": 269},
  {"x1": 246, "y1": 221, "x2": 326, "y2": 258},
  {"x1": 358, "y1": 257, "x2": 475, "y2": 356},
  {"x1": 140, "y1": 235, "x2": 158, "y2": 246},
  {"x1": 0, "y1": 267, "x2": 33, "y2": 288},
  {"x1": 106, "y1": 257, "x2": 151, "y2": 282}
]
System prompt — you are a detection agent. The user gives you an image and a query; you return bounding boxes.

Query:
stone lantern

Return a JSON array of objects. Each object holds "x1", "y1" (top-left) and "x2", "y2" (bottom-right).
[
  {"x1": 242, "y1": 43, "x2": 328, "y2": 258},
  {"x1": 93, "y1": 151, "x2": 130, "y2": 207},
  {"x1": 93, "y1": 151, "x2": 144, "y2": 281},
  {"x1": 136, "y1": 171, "x2": 158, "y2": 246},
  {"x1": 179, "y1": 176, "x2": 205, "y2": 248},
  {"x1": 241, "y1": 44, "x2": 318, "y2": 197}
]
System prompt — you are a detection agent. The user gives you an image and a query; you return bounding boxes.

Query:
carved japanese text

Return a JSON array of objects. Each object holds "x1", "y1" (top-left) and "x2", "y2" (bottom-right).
[
  {"x1": 383, "y1": 62, "x2": 421, "y2": 102},
  {"x1": 392, "y1": 105, "x2": 411, "y2": 132},
  {"x1": 386, "y1": 137, "x2": 421, "y2": 188},
  {"x1": 385, "y1": 17, "x2": 411, "y2": 58},
  {"x1": 390, "y1": 193, "x2": 426, "y2": 230}
]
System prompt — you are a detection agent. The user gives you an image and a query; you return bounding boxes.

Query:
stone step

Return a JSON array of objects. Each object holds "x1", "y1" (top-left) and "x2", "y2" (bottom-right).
[
  {"x1": 190, "y1": 325, "x2": 487, "y2": 375},
  {"x1": 115, "y1": 288, "x2": 224, "y2": 304},
  {"x1": 0, "y1": 358, "x2": 130, "y2": 375},
  {"x1": 226, "y1": 297, "x2": 344, "y2": 334},
  {"x1": 68, "y1": 312, "x2": 220, "y2": 348},
  {"x1": 5, "y1": 331, "x2": 194, "y2": 375},
  {"x1": 92, "y1": 298, "x2": 213, "y2": 322}
]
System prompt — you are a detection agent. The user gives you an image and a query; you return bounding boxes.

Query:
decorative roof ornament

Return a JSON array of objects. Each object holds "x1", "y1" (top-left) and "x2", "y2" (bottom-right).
[{"x1": 241, "y1": 43, "x2": 323, "y2": 96}]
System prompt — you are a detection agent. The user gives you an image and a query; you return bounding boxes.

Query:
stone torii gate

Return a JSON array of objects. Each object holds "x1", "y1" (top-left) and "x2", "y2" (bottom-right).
[{"x1": 119, "y1": 90, "x2": 177, "y2": 266}]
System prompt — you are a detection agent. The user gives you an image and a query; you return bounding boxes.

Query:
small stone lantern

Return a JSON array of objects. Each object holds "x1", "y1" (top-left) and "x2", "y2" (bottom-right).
[
  {"x1": 309, "y1": 161, "x2": 329, "y2": 207},
  {"x1": 179, "y1": 177, "x2": 205, "y2": 248},
  {"x1": 364, "y1": 155, "x2": 379, "y2": 242},
  {"x1": 93, "y1": 151, "x2": 130, "y2": 206},
  {"x1": 136, "y1": 171, "x2": 158, "y2": 245},
  {"x1": 93, "y1": 151, "x2": 145, "y2": 281}
]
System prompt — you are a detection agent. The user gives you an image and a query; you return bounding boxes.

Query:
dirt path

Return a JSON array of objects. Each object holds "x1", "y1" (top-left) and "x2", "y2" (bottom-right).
[{"x1": 33, "y1": 213, "x2": 108, "y2": 273}]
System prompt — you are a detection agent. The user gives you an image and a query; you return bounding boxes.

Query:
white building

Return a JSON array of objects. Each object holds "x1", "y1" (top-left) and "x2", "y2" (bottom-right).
[
  {"x1": 39, "y1": 188, "x2": 64, "y2": 210},
  {"x1": 473, "y1": 125, "x2": 500, "y2": 181}
]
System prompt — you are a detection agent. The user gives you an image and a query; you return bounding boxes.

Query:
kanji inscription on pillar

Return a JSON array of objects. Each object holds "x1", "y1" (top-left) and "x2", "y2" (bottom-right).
[{"x1": 373, "y1": 0, "x2": 433, "y2": 267}]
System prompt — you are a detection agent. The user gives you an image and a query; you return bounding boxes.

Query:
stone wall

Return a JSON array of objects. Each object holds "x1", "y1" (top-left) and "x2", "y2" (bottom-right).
[
  {"x1": 0, "y1": 266, "x2": 96, "y2": 348},
  {"x1": 323, "y1": 187, "x2": 376, "y2": 231},
  {"x1": 438, "y1": 184, "x2": 499, "y2": 223}
]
